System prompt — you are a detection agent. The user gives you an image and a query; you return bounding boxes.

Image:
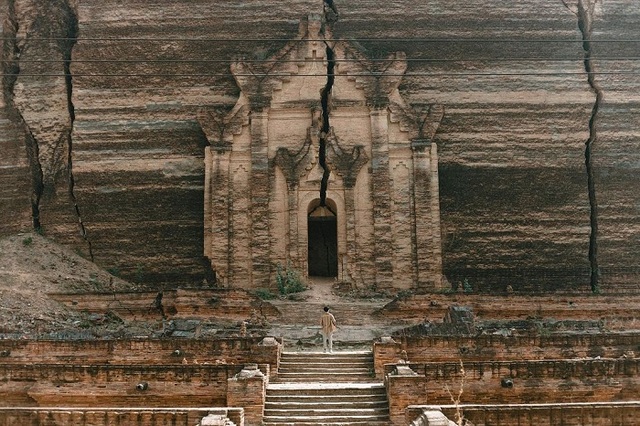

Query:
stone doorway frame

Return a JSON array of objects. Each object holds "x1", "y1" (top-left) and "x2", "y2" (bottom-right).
[{"x1": 307, "y1": 199, "x2": 339, "y2": 278}]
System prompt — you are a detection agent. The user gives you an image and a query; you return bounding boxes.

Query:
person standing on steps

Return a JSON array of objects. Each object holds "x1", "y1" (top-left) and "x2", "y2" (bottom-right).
[{"x1": 320, "y1": 306, "x2": 337, "y2": 353}]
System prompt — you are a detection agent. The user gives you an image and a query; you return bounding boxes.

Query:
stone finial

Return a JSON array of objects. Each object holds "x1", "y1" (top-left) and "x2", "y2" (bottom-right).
[
  {"x1": 380, "y1": 336, "x2": 397, "y2": 344},
  {"x1": 198, "y1": 414, "x2": 230, "y2": 426},
  {"x1": 235, "y1": 364, "x2": 264, "y2": 379},
  {"x1": 393, "y1": 365, "x2": 418, "y2": 376},
  {"x1": 260, "y1": 336, "x2": 279, "y2": 346}
]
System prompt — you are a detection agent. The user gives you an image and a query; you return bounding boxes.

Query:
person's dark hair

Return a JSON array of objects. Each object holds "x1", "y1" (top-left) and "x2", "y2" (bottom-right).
[{"x1": 324, "y1": 306, "x2": 329, "y2": 312}]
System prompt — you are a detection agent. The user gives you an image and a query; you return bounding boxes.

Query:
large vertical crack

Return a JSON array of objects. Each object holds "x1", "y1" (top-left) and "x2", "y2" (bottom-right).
[
  {"x1": 61, "y1": 3, "x2": 94, "y2": 260},
  {"x1": 318, "y1": 44, "x2": 334, "y2": 206},
  {"x1": 314, "y1": 1, "x2": 340, "y2": 276},
  {"x1": 4, "y1": 0, "x2": 92, "y2": 258},
  {"x1": 319, "y1": 0, "x2": 339, "y2": 207},
  {"x1": 2, "y1": 0, "x2": 45, "y2": 231},
  {"x1": 563, "y1": 0, "x2": 602, "y2": 292}
]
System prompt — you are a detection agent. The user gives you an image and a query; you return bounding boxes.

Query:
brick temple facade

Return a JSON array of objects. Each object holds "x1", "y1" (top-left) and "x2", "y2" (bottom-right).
[{"x1": 202, "y1": 16, "x2": 445, "y2": 291}]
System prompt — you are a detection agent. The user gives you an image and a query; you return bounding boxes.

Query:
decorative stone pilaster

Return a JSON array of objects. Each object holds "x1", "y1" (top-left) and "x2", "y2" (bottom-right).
[
  {"x1": 274, "y1": 129, "x2": 316, "y2": 267},
  {"x1": 204, "y1": 146, "x2": 231, "y2": 286},
  {"x1": 429, "y1": 143, "x2": 444, "y2": 289},
  {"x1": 326, "y1": 133, "x2": 369, "y2": 284},
  {"x1": 373, "y1": 336, "x2": 403, "y2": 379},
  {"x1": 369, "y1": 108, "x2": 395, "y2": 289},
  {"x1": 411, "y1": 139, "x2": 444, "y2": 290},
  {"x1": 253, "y1": 336, "x2": 283, "y2": 377},
  {"x1": 386, "y1": 364, "x2": 428, "y2": 426},
  {"x1": 227, "y1": 364, "x2": 266, "y2": 426},
  {"x1": 249, "y1": 111, "x2": 272, "y2": 288}
]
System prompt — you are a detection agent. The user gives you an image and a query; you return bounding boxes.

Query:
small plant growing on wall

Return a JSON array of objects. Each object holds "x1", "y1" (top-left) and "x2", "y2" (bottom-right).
[
  {"x1": 445, "y1": 360, "x2": 468, "y2": 426},
  {"x1": 462, "y1": 278, "x2": 473, "y2": 293},
  {"x1": 254, "y1": 288, "x2": 276, "y2": 300},
  {"x1": 275, "y1": 262, "x2": 307, "y2": 296}
]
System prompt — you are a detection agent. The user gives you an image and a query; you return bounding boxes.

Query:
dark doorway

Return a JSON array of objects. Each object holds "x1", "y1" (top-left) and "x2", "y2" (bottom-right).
[{"x1": 308, "y1": 204, "x2": 338, "y2": 277}]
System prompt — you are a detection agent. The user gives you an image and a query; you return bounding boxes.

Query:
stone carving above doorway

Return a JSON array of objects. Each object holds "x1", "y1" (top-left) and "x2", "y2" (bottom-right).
[{"x1": 202, "y1": 14, "x2": 444, "y2": 291}]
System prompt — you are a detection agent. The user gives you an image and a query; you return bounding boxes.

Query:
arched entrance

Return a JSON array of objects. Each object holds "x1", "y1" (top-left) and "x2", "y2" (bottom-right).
[{"x1": 307, "y1": 199, "x2": 338, "y2": 277}]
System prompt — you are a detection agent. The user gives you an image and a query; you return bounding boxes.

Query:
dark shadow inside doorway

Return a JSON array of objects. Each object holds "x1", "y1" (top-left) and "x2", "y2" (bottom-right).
[{"x1": 308, "y1": 205, "x2": 337, "y2": 277}]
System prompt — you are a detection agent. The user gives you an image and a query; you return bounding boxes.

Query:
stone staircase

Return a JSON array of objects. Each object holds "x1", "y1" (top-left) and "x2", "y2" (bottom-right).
[{"x1": 263, "y1": 351, "x2": 390, "y2": 425}]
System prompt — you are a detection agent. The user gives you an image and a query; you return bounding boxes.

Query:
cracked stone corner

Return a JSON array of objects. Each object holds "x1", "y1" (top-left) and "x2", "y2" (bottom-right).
[
  {"x1": 2, "y1": 2, "x2": 45, "y2": 231},
  {"x1": 3, "y1": 1, "x2": 89, "y2": 250}
]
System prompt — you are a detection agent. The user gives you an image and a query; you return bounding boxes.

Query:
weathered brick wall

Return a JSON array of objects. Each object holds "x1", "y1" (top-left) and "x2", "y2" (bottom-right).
[
  {"x1": 374, "y1": 333, "x2": 640, "y2": 375},
  {"x1": 384, "y1": 359, "x2": 640, "y2": 406},
  {"x1": 377, "y1": 293, "x2": 640, "y2": 323},
  {"x1": 0, "y1": 337, "x2": 282, "y2": 372},
  {"x1": 172, "y1": 289, "x2": 281, "y2": 319},
  {"x1": 387, "y1": 371, "x2": 429, "y2": 425},
  {"x1": 0, "y1": 363, "x2": 246, "y2": 407},
  {"x1": 439, "y1": 402, "x2": 640, "y2": 426},
  {"x1": 0, "y1": 407, "x2": 244, "y2": 426},
  {"x1": 49, "y1": 288, "x2": 281, "y2": 321},
  {"x1": 227, "y1": 365, "x2": 267, "y2": 426}
]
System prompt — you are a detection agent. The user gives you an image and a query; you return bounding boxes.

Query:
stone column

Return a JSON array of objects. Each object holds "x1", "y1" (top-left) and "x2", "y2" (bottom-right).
[
  {"x1": 343, "y1": 186, "x2": 359, "y2": 283},
  {"x1": 390, "y1": 157, "x2": 416, "y2": 288},
  {"x1": 429, "y1": 143, "x2": 444, "y2": 289},
  {"x1": 227, "y1": 364, "x2": 266, "y2": 426},
  {"x1": 249, "y1": 110, "x2": 272, "y2": 288},
  {"x1": 230, "y1": 160, "x2": 251, "y2": 286},
  {"x1": 411, "y1": 140, "x2": 444, "y2": 290},
  {"x1": 287, "y1": 184, "x2": 300, "y2": 266},
  {"x1": 325, "y1": 136, "x2": 369, "y2": 285},
  {"x1": 369, "y1": 109, "x2": 394, "y2": 289},
  {"x1": 205, "y1": 146, "x2": 231, "y2": 286}
]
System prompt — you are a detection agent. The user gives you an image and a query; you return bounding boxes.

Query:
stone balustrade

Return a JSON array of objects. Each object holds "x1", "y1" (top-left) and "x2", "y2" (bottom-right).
[
  {"x1": 0, "y1": 336, "x2": 282, "y2": 373},
  {"x1": 407, "y1": 402, "x2": 640, "y2": 426},
  {"x1": 0, "y1": 363, "x2": 249, "y2": 407},
  {"x1": 49, "y1": 288, "x2": 281, "y2": 321},
  {"x1": 0, "y1": 407, "x2": 244, "y2": 426},
  {"x1": 373, "y1": 333, "x2": 640, "y2": 377},
  {"x1": 383, "y1": 359, "x2": 640, "y2": 424},
  {"x1": 376, "y1": 294, "x2": 640, "y2": 324}
]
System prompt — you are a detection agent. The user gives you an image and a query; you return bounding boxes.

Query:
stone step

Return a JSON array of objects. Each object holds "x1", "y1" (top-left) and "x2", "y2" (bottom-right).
[
  {"x1": 263, "y1": 422, "x2": 389, "y2": 426},
  {"x1": 276, "y1": 351, "x2": 376, "y2": 382},
  {"x1": 264, "y1": 407, "x2": 389, "y2": 418},
  {"x1": 273, "y1": 372, "x2": 374, "y2": 382},
  {"x1": 279, "y1": 361, "x2": 372, "y2": 369},
  {"x1": 262, "y1": 414, "x2": 390, "y2": 424},
  {"x1": 277, "y1": 367, "x2": 373, "y2": 375},
  {"x1": 267, "y1": 392, "x2": 387, "y2": 404},
  {"x1": 281, "y1": 351, "x2": 373, "y2": 360},
  {"x1": 278, "y1": 365, "x2": 372, "y2": 374},
  {"x1": 266, "y1": 383, "x2": 386, "y2": 396},
  {"x1": 265, "y1": 352, "x2": 389, "y2": 425},
  {"x1": 265, "y1": 399, "x2": 389, "y2": 410}
]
